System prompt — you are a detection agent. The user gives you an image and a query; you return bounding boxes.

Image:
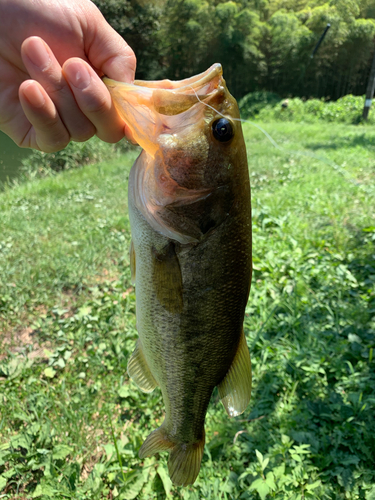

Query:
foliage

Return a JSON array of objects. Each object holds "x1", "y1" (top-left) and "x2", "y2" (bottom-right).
[
  {"x1": 92, "y1": 0, "x2": 161, "y2": 80},
  {"x1": 239, "y1": 94, "x2": 375, "y2": 123},
  {"x1": 20, "y1": 136, "x2": 133, "y2": 179},
  {"x1": 1, "y1": 122, "x2": 375, "y2": 498},
  {"x1": 94, "y1": 0, "x2": 375, "y2": 100},
  {"x1": 156, "y1": 0, "x2": 265, "y2": 96},
  {"x1": 239, "y1": 92, "x2": 281, "y2": 118}
]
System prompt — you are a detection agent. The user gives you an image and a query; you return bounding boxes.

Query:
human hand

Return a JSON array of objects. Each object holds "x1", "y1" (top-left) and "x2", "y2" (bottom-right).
[{"x1": 0, "y1": 0, "x2": 136, "y2": 152}]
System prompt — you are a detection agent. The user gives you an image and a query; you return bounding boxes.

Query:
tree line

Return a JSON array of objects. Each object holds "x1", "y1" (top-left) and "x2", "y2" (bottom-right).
[{"x1": 93, "y1": 0, "x2": 375, "y2": 100}]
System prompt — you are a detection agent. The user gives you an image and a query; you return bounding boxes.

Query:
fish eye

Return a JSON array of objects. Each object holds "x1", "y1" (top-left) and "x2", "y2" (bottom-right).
[{"x1": 212, "y1": 118, "x2": 234, "y2": 143}]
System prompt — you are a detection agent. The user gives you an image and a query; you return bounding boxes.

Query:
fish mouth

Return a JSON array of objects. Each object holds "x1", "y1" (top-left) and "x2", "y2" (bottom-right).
[{"x1": 104, "y1": 64, "x2": 226, "y2": 157}]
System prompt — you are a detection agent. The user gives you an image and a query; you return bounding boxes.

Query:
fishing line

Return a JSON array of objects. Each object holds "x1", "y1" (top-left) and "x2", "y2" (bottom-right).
[{"x1": 189, "y1": 87, "x2": 374, "y2": 197}]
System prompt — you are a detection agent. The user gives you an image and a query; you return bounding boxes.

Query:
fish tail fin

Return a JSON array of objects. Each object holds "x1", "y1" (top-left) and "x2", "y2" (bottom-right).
[
  {"x1": 168, "y1": 432, "x2": 205, "y2": 486},
  {"x1": 138, "y1": 425, "x2": 174, "y2": 458}
]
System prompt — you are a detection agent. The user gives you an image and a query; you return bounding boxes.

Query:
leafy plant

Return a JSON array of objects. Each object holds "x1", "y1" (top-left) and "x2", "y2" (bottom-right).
[
  {"x1": 20, "y1": 136, "x2": 134, "y2": 179},
  {"x1": 92, "y1": 0, "x2": 375, "y2": 100},
  {"x1": 239, "y1": 92, "x2": 281, "y2": 119},
  {"x1": 1, "y1": 122, "x2": 374, "y2": 498},
  {"x1": 253, "y1": 95, "x2": 375, "y2": 124}
]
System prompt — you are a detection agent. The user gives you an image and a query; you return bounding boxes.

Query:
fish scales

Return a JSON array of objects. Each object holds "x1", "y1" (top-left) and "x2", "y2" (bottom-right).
[{"x1": 104, "y1": 63, "x2": 252, "y2": 486}]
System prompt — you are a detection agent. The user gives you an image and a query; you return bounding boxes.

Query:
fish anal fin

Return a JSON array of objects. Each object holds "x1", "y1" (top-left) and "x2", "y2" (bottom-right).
[
  {"x1": 168, "y1": 433, "x2": 205, "y2": 486},
  {"x1": 139, "y1": 426, "x2": 205, "y2": 487},
  {"x1": 127, "y1": 340, "x2": 158, "y2": 393},
  {"x1": 129, "y1": 240, "x2": 136, "y2": 285},
  {"x1": 139, "y1": 426, "x2": 174, "y2": 458},
  {"x1": 218, "y1": 329, "x2": 252, "y2": 417}
]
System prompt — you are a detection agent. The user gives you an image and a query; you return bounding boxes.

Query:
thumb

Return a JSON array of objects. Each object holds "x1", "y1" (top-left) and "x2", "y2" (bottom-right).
[{"x1": 84, "y1": 9, "x2": 136, "y2": 83}]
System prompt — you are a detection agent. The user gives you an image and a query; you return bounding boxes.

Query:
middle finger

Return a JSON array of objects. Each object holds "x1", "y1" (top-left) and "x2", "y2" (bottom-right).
[{"x1": 21, "y1": 36, "x2": 96, "y2": 142}]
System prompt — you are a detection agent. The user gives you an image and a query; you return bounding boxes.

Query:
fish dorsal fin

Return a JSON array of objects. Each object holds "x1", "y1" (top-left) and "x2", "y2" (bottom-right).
[
  {"x1": 218, "y1": 328, "x2": 252, "y2": 417},
  {"x1": 127, "y1": 340, "x2": 158, "y2": 393}
]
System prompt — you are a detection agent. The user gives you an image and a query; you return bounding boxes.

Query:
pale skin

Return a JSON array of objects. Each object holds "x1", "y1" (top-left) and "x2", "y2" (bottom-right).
[{"x1": 0, "y1": 0, "x2": 137, "y2": 153}]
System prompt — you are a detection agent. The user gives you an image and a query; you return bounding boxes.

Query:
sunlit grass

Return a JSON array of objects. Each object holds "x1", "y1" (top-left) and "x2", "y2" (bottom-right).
[{"x1": 0, "y1": 122, "x2": 374, "y2": 499}]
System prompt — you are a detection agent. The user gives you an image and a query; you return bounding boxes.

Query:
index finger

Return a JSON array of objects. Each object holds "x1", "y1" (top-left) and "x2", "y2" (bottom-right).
[{"x1": 84, "y1": 13, "x2": 136, "y2": 83}]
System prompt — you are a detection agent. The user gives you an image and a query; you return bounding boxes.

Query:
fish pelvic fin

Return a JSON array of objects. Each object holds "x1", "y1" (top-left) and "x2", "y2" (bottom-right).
[
  {"x1": 218, "y1": 328, "x2": 252, "y2": 417},
  {"x1": 139, "y1": 426, "x2": 205, "y2": 486},
  {"x1": 127, "y1": 340, "x2": 158, "y2": 393},
  {"x1": 168, "y1": 433, "x2": 205, "y2": 487}
]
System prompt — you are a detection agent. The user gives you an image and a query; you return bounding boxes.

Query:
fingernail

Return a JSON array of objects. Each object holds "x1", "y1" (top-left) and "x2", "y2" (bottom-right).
[
  {"x1": 23, "y1": 82, "x2": 45, "y2": 108},
  {"x1": 64, "y1": 62, "x2": 91, "y2": 90},
  {"x1": 27, "y1": 38, "x2": 51, "y2": 69}
]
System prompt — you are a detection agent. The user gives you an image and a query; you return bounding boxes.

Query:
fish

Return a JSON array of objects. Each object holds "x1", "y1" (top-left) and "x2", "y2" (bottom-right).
[{"x1": 104, "y1": 63, "x2": 252, "y2": 486}]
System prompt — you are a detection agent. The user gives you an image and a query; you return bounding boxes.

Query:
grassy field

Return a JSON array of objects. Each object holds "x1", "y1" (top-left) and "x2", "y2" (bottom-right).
[{"x1": 0, "y1": 121, "x2": 375, "y2": 500}]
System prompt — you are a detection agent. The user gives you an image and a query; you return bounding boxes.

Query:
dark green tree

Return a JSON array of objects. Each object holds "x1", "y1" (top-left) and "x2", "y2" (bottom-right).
[
  {"x1": 92, "y1": 0, "x2": 161, "y2": 79},
  {"x1": 93, "y1": 0, "x2": 375, "y2": 99}
]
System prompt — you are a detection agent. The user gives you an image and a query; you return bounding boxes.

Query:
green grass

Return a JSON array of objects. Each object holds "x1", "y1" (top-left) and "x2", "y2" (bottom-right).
[{"x1": 1, "y1": 121, "x2": 375, "y2": 499}]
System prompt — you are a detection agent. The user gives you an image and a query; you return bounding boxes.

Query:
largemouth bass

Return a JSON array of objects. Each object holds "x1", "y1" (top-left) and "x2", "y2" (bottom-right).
[{"x1": 104, "y1": 64, "x2": 252, "y2": 486}]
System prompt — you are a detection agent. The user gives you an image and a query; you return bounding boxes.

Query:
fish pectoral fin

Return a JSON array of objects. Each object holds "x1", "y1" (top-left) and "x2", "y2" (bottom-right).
[
  {"x1": 129, "y1": 240, "x2": 136, "y2": 285},
  {"x1": 127, "y1": 340, "x2": 158, "y2": 393},
  {"x1": 152, "y1": 242, "x2": 183, "y2": 314},
  {"x1": 139, "y1": 426, "x2": 205, "y2": 487},
  {"x1": 218, "y1": 328, "x2": 252, "y2": 417}
]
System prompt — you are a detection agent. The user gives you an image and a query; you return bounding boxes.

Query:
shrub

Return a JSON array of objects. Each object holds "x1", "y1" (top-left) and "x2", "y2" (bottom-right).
[
  {"x1": 253, "y1": 94, "x2": 375, "y2": 124},
  {"x1": 239, "y1": 91, "x2": 281, "y2": 119},
  {"x1": 20, "y1": 136, "x2": 134, "y2": 179}
]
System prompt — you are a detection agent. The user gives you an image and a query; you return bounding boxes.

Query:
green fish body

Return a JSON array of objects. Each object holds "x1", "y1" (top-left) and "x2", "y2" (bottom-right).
[{"x1": 105, "y1": 64, "x2": 252, "y2": 486}]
